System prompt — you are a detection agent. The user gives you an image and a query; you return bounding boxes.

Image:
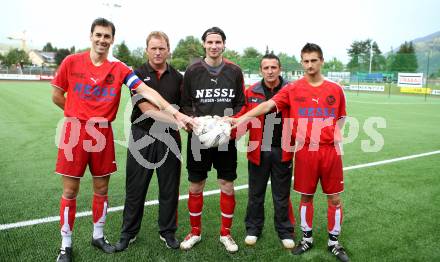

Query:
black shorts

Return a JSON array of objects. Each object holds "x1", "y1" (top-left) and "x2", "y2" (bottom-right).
[{"x1": 186, "y1": 133, "x2": 237, "y2": 182}]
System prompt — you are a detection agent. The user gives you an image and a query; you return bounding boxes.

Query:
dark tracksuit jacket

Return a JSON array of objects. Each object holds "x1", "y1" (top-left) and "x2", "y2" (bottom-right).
[{"x1": 234, "y1": 77, "x2": 296, "y2": 239}]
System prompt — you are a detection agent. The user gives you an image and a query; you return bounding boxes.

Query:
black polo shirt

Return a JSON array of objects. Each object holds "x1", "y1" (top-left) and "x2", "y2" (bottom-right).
[
  {"x1": 262, "y1": 77, "x2": 283, "y2": 148},
  {"x1": 131, "y1": 62, "x2": 183, "y2": 137}
]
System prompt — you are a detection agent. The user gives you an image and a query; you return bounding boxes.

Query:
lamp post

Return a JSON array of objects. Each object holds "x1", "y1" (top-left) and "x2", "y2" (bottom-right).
[
  {"x1": 102, "y1": 2, "x2": 122, "y2": 59},
  {"x1": 368, "y1": 41, "x2": 373, "y2": 74}
]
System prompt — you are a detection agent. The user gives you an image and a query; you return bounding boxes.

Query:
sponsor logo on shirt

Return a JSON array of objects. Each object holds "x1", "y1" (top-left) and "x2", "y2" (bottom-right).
[
  {"x1": 196, "y1": 88, "x2": 235, "y2": 103},
  {"x1": 294, "y1": 97, "x2": 306, "y2": 102},
  {"x1": 312, "y1": 97, "x2": 319, "y2": 104},
  {"x1": 210, "y1": 78, "x2": 218, "y2": 85},
  {"x1": 298, "y1": 107, "x2": 336, "y2": 118},
  {"x1": 90, "y1": 77, "x2": 98, "y2": 84},
  {"x1": 73, "y1": 82, "x2": 116, "y2": 101},
  {"x1": 71, "y1": 72, "x2": 85, "y2": 79}
]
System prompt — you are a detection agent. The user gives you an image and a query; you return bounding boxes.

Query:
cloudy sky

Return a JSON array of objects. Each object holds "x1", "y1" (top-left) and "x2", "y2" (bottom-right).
[{"x1": 1, "y1": 0, "x2": 439, "y2": 62}]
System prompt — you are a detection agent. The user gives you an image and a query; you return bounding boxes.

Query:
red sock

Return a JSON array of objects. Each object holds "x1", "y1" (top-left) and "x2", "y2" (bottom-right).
[
  {"x1": 92, "y1": 194, "x2": 108, "y2": 239},
  {"x1": 327, "y1": 201, "x2": 343, "y2": 235},
  {"x1": 299, "y1": 201, "x2": 314, "y2": 232},
  {"x1": 220, "y1": 191, "x2": 236, "y2": 236},
  {"x1": 288, "y1": 197, "x2": 296, "y2": 226},
  {"x1": 60, "y1": 196, "x2": 76, "y2": 248},
  {"x1": 188, "y1": 192, "x2": 203, "y2": 235}
]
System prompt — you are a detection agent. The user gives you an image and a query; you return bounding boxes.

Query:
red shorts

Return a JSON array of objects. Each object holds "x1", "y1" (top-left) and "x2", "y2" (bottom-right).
[
  {"x1": 55, "y1": 119, "x2": 117, "y2": 178},
  {"x1": 293, "y1": 144, "x2": 344, "y2": 195}
]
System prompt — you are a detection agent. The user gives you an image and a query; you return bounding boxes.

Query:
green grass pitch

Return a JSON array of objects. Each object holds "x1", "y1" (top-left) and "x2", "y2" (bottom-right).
[{"x1": 0, "y1": 81, "x2": 439, "y2": 261}]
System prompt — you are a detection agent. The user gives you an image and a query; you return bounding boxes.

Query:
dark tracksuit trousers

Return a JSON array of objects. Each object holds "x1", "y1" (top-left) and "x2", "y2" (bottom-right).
[
  {"x1": 245, "y1": 146, "x2": 294, "y2": 240},
  {"x1": 120, "y1": 124, "x2": 181, "y2": 239}
]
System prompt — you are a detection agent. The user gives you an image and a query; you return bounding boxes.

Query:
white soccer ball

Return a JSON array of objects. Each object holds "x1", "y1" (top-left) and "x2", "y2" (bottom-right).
[{"x1": 194, "y1": 115, "x2": 231, "y2": 148}]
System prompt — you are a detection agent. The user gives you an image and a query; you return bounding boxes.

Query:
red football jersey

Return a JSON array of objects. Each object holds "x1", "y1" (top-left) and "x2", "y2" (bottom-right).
[
  {"x1": 52, "y1": 51, "x2": 141, "y2": 122},
  {"x1": 272, "y1": 77, "x2": 346, "y2": 144}
]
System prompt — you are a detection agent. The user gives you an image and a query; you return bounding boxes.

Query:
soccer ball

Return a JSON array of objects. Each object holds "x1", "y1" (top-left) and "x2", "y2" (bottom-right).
[{"x1": 193, "y1": 116, "x2": 231, "y2": 148}]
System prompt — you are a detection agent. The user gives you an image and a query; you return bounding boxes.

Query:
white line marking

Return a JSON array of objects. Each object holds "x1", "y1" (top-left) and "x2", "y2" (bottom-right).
[
  {"x1": 348, "y1": 100, "x2": 440, "y2": 105},
  {"x1": 1, "y1": 150, "x2": 439, "y2": 231}
]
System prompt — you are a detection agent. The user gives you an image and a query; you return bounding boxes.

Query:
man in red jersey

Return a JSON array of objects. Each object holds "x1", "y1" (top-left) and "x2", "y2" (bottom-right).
[
  {"x1": 228, "y1": 43, "x2": 349, "y2": 262},
  {"x1": 51, "y1": 18, "x2": 192, "y2": 262}
]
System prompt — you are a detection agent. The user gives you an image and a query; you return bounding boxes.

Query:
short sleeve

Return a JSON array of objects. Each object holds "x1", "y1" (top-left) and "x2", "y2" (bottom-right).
[
  {"x1": 338, "y1": 88, "x2": 347, "y2": 118},
  {"x1": 271, "y1": 83, "x2": 293, "y2": 112},
  {"x1": 51, "y1": 55, "x2": 70, "y2": 92}
]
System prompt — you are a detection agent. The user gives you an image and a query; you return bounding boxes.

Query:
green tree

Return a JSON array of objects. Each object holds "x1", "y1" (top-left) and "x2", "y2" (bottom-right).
[
  {"x1": 323, "y1": 57, "x2": 344, "y2": 73},
  {"x1": 347, "y1": 39, "x2": 385, "y2": 72},
  {"x1": 55, "y1": 49, "x2": 71, "y2": 66},
  {"x1": 390, "y1": 41, "x2": 418, "y2": 73},
  {"x1": 239, "y1": 47, "x2": 262, "y2": 74},
  {"x1": 277, "y1": 52, "x2": 300, "y2": 75},
  {"x1": 70, "y1": 46, "x2": 76, "y2": 54},
  {"x1": 131, "y1": 47, "x2": 146, "y2": 69},
  {"x1": 170, "y1": 57, "x2": 187, "y2": 71},
  {"x1": 4, "y1": 48, "x2": 30, "y2": 66},
  {"x1": 42, "y1": 42, "x2": 56, "y2": 52},
  {"x1": 172, "y1": 36, "x2": 204, "y2": 70},
  {"x1": 223, "y1": 49, "x2": 241, "y2": 64},
  {"x1": 114, "y1": 41, "x2": 131, "y2": 65}
]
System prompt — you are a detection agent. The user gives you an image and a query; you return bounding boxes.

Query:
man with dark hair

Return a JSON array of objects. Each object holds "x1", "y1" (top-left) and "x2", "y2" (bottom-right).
[
  {"x1": 180, "y1": 26, "x2": 245, "y2": 253},
  {"x1": 234, "y1": 53, "x2": 296, "y2": 249},
  {"x1": 227, "y1": 43, "x2": 349, "y2": 261},
  {"x1": 115, "y1": 31, "x2": 183, "y2": 252},
  {"x1": 51, "y1": 18, "x2": 192, "y2": 262}
]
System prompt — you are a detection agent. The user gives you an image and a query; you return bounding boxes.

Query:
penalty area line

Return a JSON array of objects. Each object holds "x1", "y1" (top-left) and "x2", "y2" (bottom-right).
[{"x1": 1, "y1": 150, "x2": 439, "y2": 231}]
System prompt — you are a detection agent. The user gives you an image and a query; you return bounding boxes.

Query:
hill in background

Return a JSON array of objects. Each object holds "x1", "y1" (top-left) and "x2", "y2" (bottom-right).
[{"x1": 410, "y1": 31, "x2": 440, "y2": 76}]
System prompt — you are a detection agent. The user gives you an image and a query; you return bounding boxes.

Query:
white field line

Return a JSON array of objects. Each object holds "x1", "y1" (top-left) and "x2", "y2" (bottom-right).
[{"x1": 1, "y1": 150, "x2": 439, "y2": 231}]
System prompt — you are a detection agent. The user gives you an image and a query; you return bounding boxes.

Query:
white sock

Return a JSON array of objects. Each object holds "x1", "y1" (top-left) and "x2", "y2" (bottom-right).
[
  {"x1": 61, "y1": 223, "x2": 72, "y2": 249},
  {"x1": 93, "y1": 222, "x2": 104, "y2": 239},
  {"x1": 303, "y1": 237, "x2": 313, "y2": 243},
  {"x1": 328, "y1": 239, "x2": 339, "y2": 246}
]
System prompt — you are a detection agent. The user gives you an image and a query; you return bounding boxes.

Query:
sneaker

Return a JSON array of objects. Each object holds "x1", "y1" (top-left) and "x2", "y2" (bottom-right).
[
  {"x1": 180, "y1": 233, "x2": 201, "y2": 250},
  {"x1": 244, "y1": 235, "x2": 258, "y2": 246},
  {"x1": 115, "y1": 236, "x2": 137, "y2": 252},
  {"x1": 281, "y1": 239, "x2": 295, "y2": 249},
  {"x1": 56, "y1": 247, "x2": 72, "y2": 262},
  {"x1": 292, "y1": 239, "x2": 313, "y2": 255},
  {"x1": 219, "y1": 235, "x2": 238, "y2": 253},
  {"x1": 160, "y1": 234, "x2": 180, "y2": 249},
  {"x1": 328, "y1": 243, "x2": 350, "y2": 262},
  {"x1": 91, "y1": 236, "x2": 115, "y2": 254}
]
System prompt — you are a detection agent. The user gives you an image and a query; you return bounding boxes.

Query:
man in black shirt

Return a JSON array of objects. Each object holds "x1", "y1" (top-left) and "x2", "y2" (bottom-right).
[
  {"x1": 234, "y1": 54, "x2": 296, "y2": 249},
  {"x1": 115, "y1": 31, "x2": 182, "y2": 251},
  {"x1": 180, "y1": 27, "x2": 245, "y2": 253}
]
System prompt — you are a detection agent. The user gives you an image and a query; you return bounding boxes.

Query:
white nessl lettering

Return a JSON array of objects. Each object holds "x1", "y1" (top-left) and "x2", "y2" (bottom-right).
[{"x1": 196, "y1": 88, "x2": 235, "y2": 98}]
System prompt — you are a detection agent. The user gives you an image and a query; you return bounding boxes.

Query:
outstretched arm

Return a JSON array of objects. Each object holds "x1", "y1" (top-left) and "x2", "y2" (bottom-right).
[
  {"x1": 227, "y1": 99, "x2": 277, "y2": 128},
  {"x1": 135, "y1": 82, "x2": 194, "y2": 130}
]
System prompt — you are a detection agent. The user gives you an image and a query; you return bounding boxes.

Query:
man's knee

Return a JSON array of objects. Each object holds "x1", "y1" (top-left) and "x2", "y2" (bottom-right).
[
  {"x1": 301, "y1": 194, "x2": 314, "y2": 203},
  {"x1": 218, "y1": 179, "x2": 234, "y2": 195},
  {"x1": 189, "y1": 180, "x2": 205, "y2": 194},
  {"x1": 327, "y1": 194, "x2": 341, "y2": 206}
]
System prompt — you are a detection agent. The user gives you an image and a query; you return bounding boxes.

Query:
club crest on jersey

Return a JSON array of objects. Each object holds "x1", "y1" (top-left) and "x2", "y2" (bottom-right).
[
  {"x1": 105, "y1": 74, "x2": 115, "y2": 84},
  {"x1": 326, "y1": 95, "x2": 336, "y2": 105}
]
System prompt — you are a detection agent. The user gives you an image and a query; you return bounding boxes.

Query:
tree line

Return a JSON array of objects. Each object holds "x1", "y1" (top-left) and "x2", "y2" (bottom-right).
[{"x1": 1, "y1": 37, "x2": 436, "y2": 77}]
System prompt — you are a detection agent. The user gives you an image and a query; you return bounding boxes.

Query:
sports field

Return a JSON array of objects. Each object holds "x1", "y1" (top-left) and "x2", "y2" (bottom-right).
[{"x1": 0, "y1": 81, "x2": 439, "y2": 261}]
